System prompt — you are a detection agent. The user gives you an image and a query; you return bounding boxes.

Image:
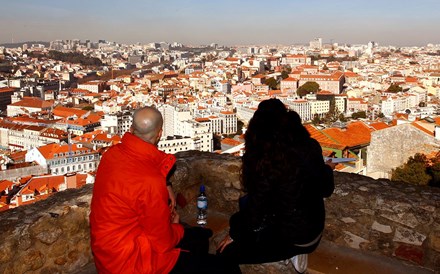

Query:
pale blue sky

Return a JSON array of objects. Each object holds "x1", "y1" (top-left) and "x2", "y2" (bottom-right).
[{"x1": 1, "y1": 0, "x2": 439, "y2": 46}]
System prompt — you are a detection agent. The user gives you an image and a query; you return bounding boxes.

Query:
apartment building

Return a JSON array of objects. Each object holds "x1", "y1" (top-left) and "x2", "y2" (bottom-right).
[
  {"x1": 281, "y1": 55, "x2": 312, "y2": 67},
  {"x1": 299, "y1": 71, "x2": 345, "y2": 94},
  {"x1": 0, "y1": 122, "x2": 68, "y2": 151},
  {"x1": 0, "y1": 87, "x2": 15, "y2": 111},
  {"x1": 280, "y1": 77, "x2": 298, "y2": 93},
  {"x1": 6, "y1": 97, "x2": 53, "y2": 117},
  {"x1": 158, "y1": 135, "x2": 193, "y2": 154},
  {"x1": 25, "y1": 143, "x2": 100, "y2": 175},
  {"x1": 77, "y1": 80, "x2": 106, "y2": 93},
  {"x1": 100, "y1": 111, "x2": 133, "y2": 136}
]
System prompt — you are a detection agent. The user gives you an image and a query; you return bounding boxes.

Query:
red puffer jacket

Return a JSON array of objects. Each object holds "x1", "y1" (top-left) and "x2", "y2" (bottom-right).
[{"x1": 90, "y1": 132, "x2": 184, "y2": 273}]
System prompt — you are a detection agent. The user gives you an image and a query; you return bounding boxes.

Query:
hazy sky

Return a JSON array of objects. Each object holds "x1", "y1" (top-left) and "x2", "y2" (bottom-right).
[{"x1": 1, "y1": 0, "x2": 439, "y2": 46}]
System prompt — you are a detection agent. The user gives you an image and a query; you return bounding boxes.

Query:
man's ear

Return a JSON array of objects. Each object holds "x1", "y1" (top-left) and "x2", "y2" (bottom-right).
[{"x1": 155, "y1": 128, "x2": 163, "y2": 145}]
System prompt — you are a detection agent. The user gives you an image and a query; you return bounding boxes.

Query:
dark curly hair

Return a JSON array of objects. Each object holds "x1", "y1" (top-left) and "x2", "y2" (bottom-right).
[{"x1": 242, "y1": 98, "x2": 310, "y2": 193}]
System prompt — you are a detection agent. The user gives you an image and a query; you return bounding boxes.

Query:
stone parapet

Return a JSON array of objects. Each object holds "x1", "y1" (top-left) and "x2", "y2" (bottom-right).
[{"x1": 0, "y1": 151, "x2": 439, "y2": 273}]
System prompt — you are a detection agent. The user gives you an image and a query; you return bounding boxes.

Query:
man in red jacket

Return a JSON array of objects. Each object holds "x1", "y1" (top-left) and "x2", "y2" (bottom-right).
[{"x1": 90, "y1": 106, "x2": 240, "y2": 273}]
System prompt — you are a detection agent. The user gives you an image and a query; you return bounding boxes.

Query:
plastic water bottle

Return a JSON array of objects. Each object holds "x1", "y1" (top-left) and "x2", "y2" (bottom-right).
[{"x1": 196, "y1": 185, "x2": 208, "y2": 226}]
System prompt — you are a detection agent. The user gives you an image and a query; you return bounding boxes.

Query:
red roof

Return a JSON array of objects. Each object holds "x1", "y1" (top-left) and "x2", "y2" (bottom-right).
[
  {"x1": 322, "y1": 121, "x2": 372, "y2": 147},
  {"x1": 37, "y1": 143, "x2": 96, "y2": 159},
  {"x1": 52, "y1": 106, "x2": 88, "y2": 118},
  {"x1": 369, "y1": 122, "x2": 390, "y2": 130},
  {"x1": 0, "y1": 180, "x2": 14, "y2": 192},
  {"x1": 9, "y1": 97, "x2": 53, "y2": 109}
]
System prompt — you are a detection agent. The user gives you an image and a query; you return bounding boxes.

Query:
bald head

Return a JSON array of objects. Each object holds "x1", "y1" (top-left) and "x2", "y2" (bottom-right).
[{"x1": 130, "y1": 106, "x2": 163, "y2": 145}]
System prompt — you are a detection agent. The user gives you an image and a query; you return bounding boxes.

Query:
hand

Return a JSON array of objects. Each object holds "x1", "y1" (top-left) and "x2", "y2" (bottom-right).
[
  {"x1": 326, "y1": 159, "x2": 337, "y2": 170},
  {"x1": 170, "y1": 207, "x2": 180, "y2": 224},
  {"x1": 217, "y1": 233, "x2": 234, "y2": 253},
  {"x1": 167, "y1": 185, "x2": 176, "y2": 210}
]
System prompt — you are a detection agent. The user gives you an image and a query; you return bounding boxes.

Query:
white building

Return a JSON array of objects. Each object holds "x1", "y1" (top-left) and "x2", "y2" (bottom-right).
[
  {"x1": 285, "y1": 99, "x2": 312, "y2": 122},
  {"x1": 100, "y1": 111, "x2": 133, "y2": 136},
  {"x1": 25, "y1": 143, "x2": 100, "y2": 175},
  {"x1": 158, "y1": 135, "x2": 193, "y2": 154}
]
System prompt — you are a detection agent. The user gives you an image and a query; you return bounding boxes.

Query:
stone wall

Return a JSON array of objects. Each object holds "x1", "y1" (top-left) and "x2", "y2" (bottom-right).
[
  {"x1": 0, "y1": 151, "x2": 439, "y2": 273},
  {"x1": 367, "y1": 123, "x2": 439, "y2": 179}
]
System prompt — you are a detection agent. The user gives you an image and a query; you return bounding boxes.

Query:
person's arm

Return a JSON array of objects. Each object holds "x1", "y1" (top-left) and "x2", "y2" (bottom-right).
[
  {"x1": 310, "y1": 139, "x2": 335, "y2": 198},
  {"x1": 167, "y1": 184, "x2": 176, "y2": 209},
  {"x1": 137, "y1": 179, "x2": 184, "y2": 252}
]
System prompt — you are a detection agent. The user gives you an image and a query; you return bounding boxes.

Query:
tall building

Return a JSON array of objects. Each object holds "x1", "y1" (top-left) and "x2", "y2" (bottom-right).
[{"x1": 309, "y1": 38, "x2": 323, "y2": 50}]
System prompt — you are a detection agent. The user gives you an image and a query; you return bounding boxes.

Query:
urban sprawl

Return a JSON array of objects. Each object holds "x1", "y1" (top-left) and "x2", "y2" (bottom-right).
[{"x1": 0, "y1": 38, "x2": 440, "y2": 211}]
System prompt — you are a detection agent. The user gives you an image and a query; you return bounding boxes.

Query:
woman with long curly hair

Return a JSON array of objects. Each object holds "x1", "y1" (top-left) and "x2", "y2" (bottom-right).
[{"x1": 217, "y1": 98, "x2": 335, "y2": 271}]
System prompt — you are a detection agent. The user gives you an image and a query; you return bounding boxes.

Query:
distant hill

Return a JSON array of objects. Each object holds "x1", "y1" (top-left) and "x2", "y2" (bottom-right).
[{"x1": 0, "y1": 41, "x2": 50, "y2": 48}]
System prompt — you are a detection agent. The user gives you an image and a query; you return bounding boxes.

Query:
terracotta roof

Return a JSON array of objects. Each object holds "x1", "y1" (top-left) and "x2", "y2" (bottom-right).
[
  {"x1": 220, "y1": 111, "x2": 234, "y2": 115},
  {"x1": 93, "y1": 133, "x2": 122, "y2": 143},
  {"x1": 195, "y1": 118, "x2": 210, "y2": 122},
  {"x1": 9, "y1": 97, "x2": 52, "y2": 109},
  {"x1": 0, "y1": 180, "x2": 14, "y2": 192},
  {"x1": 322, "y1": 121, "x2": 372, "y2": 147},
  {"x1": 304, "y1": 124, "x2": 346, "y2": 150},
  {"x1": 8, "y1": 150, "x2": 27, "y2": 162},
  {"x1": 52, "y1": 106, "x2": 88, "y2": 118},
  {"x1": 37, "y1": 143, "x2": 96, "y2": 159},
  {"x1": 0, "y1": 87, "x2": 16, "y2": 93},
  {"x1": 221, "y1": 138, "x2": 243, "y2": 146},
  {"x1": 282, "y1": 77, "x2": 298, "y2": 82},
  {"x1": 25, "y1": 175, "x2": 65, "y2": 193},
  {"x1": 369, "y1": 122, "x2": 391, "y2": 131}
]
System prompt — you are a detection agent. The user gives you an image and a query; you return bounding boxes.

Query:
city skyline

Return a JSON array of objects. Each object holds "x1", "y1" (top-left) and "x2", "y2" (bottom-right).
[{"x1": 1, "y1": 0, "x2": 440, "y2": 47}]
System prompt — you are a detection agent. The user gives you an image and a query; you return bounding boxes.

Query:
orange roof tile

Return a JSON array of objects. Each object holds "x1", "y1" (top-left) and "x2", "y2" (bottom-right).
[
  {"x1": 304, "y1": 124, "x2": 345, "y2": 150},
  {"x1": 369, "y1": 122, "x2": 391, "y2": 131},
  {"x1": 322, "y1": 121, "x2": 372, "y2": 147},
  {"x1": 37, "y1": 143, "x2": 96, "y2": 159},
  {"x1": 9, "y1": 97, "x2": 53, "y2": 109}
]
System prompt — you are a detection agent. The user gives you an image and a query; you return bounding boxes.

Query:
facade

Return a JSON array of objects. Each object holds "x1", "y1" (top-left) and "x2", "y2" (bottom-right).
[
  {"x1": 6, "y1": 97, "x2": 52, "y2": 117},
  {"x1": 367, "y1": 121, "x2": 440, "y2": 179},
  {"x1": 77, "y1": 81, "x2": 106, "y2": 93},
  {"x1": 100, "y1": 111, "x2": 133, "y2": 136},
  {"x1": 158, "y1": 135, "x2": 192, "y2": 154},
  {"x1": 280, "y1": 77, "x2": 298, "y2": 93},
  {"x1": 309, "y1": 100, "x2": 330, "y2": 119},
  {"x1": 299, "y1": 71, "x2": 345, "y2": 94},
  {"x1": 25, "y1": 143, "x2": 100, "y2": 175},
  {"x1": 286, "y1": 99, "x2": 312, "y2": 122},
  {"x1": 281, "y1": 55, "x2": 312, "y2": 67},
  {"x1": 7, "y1": 125, "x2": 68, "y2": 151},
  {"x1": 347, "y1": 98, "x2": 368, "y2": 113},
  {"x1": 0, "y1": 88, "x2": 15, "y2": 112},
  {"x1": 219, "y1": 111, "x2": 237, "y2": 135}
]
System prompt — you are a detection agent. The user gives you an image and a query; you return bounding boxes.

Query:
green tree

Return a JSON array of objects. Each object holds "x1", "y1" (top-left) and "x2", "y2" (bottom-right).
[
  {"x1": 312, "y1": 114, "x2": 321, "y2": 125},
  {"x1": 297, "y1": 81, "x2": 320, "y2": 97},
  {"x1": 391, "y1": 153, "x2": 431, "y2": 185},
  {"x1": 323, "y1": 98, "x2": 341, "y2": 124},
  {"x1": 265, "y1": 77, "x2": 278, "y2": 90},
  {"x1": 338, "y1": 113, "x2": 347, "y2": 122},
  {"x1": 281, "y1": 68, "x2": 290, "y2": 79},
  {"x1": 387, "y1": 83, "x2": 403, "y2": 93},
  {"x1": 352, "y1": 111, "x2": 367, "y2": 119},
  {"x1": 82, "y1": 105, "x2": 94, "y2": 111},
  {"x1": 428, "y1": 162, "x2": 440, "y2": 188}
]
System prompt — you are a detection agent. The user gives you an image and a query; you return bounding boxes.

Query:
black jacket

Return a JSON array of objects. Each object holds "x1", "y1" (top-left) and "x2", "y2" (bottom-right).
[{"x1": 230, "y1": 138, "x2": 334, "y2": 245}]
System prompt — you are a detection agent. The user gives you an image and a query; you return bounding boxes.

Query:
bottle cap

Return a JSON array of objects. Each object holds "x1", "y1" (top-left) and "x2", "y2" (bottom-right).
[{"x1": 200, "y1": 184, "x2": 205, "y2": 192}]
